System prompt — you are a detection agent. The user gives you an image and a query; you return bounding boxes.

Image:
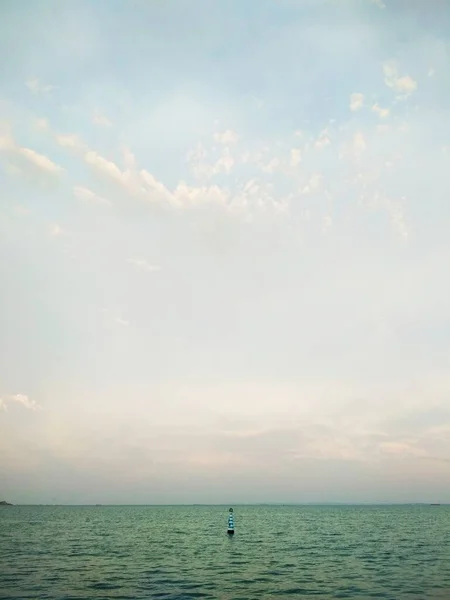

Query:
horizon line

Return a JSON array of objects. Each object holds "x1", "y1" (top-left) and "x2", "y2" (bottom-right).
[{"x1": 3, "y1": 502, "x2": 447, "y2": 507}]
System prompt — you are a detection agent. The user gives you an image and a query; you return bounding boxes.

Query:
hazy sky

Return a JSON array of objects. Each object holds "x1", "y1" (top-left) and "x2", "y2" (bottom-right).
[{"x1": 1, "y1": 0, "x2": 450, "y2": 505}]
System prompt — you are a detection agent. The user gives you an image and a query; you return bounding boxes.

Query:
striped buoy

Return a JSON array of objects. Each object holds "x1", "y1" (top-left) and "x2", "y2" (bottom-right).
[{"x1": 227, "y1": 507, "x2": 234, "y2": 535}]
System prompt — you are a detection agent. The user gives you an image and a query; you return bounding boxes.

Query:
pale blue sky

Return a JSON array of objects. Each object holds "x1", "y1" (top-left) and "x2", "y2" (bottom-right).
[{"x1": 1, "y1": 0, "x2": 450, "y2": 504}]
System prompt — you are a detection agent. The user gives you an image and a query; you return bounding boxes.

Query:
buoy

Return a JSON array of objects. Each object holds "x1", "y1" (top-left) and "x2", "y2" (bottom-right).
[{"x1": 227, "y1": 507, "x2": 235, "y2": 535}]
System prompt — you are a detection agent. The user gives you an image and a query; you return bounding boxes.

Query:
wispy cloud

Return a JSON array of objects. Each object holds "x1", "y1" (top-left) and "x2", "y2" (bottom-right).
[
  {"x1": 101, "y1": 308, "x2": 130, "y2": 328},
  {"x1": 55, "y1": 134, "x2": 86, "y2": 152},
  {"x1": 214, "y1": 130, "x2": 239, "y2": 145},
  {"x1": 127, "y1": 259, "x2": 161, "y2": 273},
  {"x1": 73, "y1": 185, "x2": 111, "y2": 205},
  {"x1": 350, "y1": 93, "x2": 364, "y2": 111},
  {"x1": 19, "y1": 148, "x2": 63, "y2": 173},
  {"x1": 1, "y1": 129, "x2": 64, "y2": 176},
  {"x1": 49, "y1": 223, "x2": 64, "y2": 236},
  {"x1": 114, "y1": 317, "x2": 129, "y2": 327},
  {"x1": 25, "y1": 77, "x2": 53, "y2": 95},
  {"x1": 92, "y1": 111, "x2": 112, "y2": 128},
  {"x1": 372, "y1": 104, "x2": 390, "y2": 119},
  {"x1": 383, "y1": 62, "x2": 418, "y2": 98},
  {"x1": 0, "y1": 394, "x2": 41, "y2": 412}
]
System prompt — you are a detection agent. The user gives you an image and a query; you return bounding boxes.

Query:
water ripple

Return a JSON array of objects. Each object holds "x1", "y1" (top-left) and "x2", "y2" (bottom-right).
[{"x1": 1, "y1": 505, "x2": 450, "y2": 599}]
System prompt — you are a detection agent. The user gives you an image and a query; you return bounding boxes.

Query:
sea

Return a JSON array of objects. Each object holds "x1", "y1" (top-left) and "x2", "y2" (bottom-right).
[{"x1": 0, "y1": 504, "x2": 449, "y2": 599}]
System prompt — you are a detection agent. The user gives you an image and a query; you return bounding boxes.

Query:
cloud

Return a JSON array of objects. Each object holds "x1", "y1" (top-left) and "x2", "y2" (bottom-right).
[
  {"x1": 0, "y1": 394, "x2": 41, "y2": 412},
  {"x1": 19, "y1": 148, "x2": 63, "y2": 174},
  {"x1": 84, "y1": 150, "x2": 127, "y2": 186},
  {"x1": 372, "y1": 104, "x2": 390, "y2": 118},
  {"x1": 73, "y1": 185, "x2": 111, "y2": 205},
  {"x1": 101, "y1": 308, "x2": 130, "y2": 327},
  {"x1": 0, "y1": 132, "x2": 15, "y2": 151},
  {"x1": 115, "y1": 317, "x2": 129, "y2": 327},
  {"x1": 214, "y1": 130, "x2": 239, "y2": 144},
  {"x1": 187, "y1": 144, "x2": 235, "y2": 180},
  {"x1": 261, "y1": 157, "x2": 281, "y2": 174},
  {"x1": 315, "y1": 129, "x2": 331, "y2": 149},
  {"x1": 25, "y1": 77, "x2": 53, "y2": 95},
  {"x1": 379, "y1": 442, "x2": 423, "y2": 458},
  {"x1": 322, "y1": 214, "x2": 332, "y2": 234},
  {"x1": 350, "y1": 92, "x2": 364, "y2": 111},
  {"x1": 289, "y1": 148, "x2": 302, "y2": 167},
  {"x1": 213, "y1": 147, "x2": 234, "y2": 174},
  {"x1": 55, "y1": 134, "x2": 86, "y2": 152},
  {"x1": 352, "y1": 131, "x2": 367, "y2": 158},
  {"x1": 383, "y1": 62, "x2": 418, "y2": 97},
  {"x1": 34, "y1": 119, "x2": 49, "y2": 131},
  {"x1": 128, "y1": 258, "x2": 161, "y2": 272},
  {"x1": 1, "y1": 129, "x2": 64, "y2": 177},
  {"x1": 49, "y1": 223, "x2": 64, "y2": 236},
  {"x1": 384, "y1": 199, "x2": 409, "y2": 241}
]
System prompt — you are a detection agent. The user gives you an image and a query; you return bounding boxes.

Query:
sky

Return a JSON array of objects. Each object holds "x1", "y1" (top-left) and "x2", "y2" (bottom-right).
[{"x1": 1, "y1": 0, "x2": 450, "y2": 505}]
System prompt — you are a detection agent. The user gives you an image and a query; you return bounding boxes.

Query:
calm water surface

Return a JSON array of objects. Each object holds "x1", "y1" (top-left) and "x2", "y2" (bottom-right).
[{"x1": 0, "y1": 505, "x2": 449, "y2": 599}]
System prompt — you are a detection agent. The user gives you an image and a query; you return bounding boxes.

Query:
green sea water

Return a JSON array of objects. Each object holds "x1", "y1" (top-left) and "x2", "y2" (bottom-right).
[{"x1": 1, "y1": 504, "x2": 449, "y2": 599}]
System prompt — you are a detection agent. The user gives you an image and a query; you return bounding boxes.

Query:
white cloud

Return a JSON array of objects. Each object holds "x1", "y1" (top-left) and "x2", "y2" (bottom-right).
[
  {"x1": 188, "y1": 144, "x2": 236, "y2": 179},
  {"x1": 322, "y1": 214, "x2": 332, "y2": 234},
  {"x1": 19, "y1": 147, "x2": 63, "y2": 173},
  {"x1": 261, "y1": 157, "x2": 281, "y2": 174},
  {"x1": 214, "y1": 130, "x2": 239, "y2": 144},
  {"x1": 73, "y1": 185, "x2": 111, "y2": 205},
  {"x1": 371, "y1": 0, "x2": 385, "y2": 8},
  {"x1": 140, "y1": 169, "x2": 172, "y2": 203},
  {"x1": 0, "y1": 394, "x2": 41, "y2": 412},
  {"x1": 383, "y1": 62, "x2": 418, "y2": 97},
  {"x1": 315, "y1": 129, "x2": 331, "y2": 149},
  {"x1": 372, "y1": 104, "x2": 390, "y2": 119},
  {"x1": 101, "y1": 308, "x2": 130, "y2": 327},
  {"x1": 353, "y1": 132, "x2": 366, "y2": 157},
  {"x1": 1, "y1": 130, "x2": 64, "y2": 176},
  {"x1": 289, "y1": 148, "x2": 302, "y2": 167},
  {"x1": 0, "y1": 133, "x2": 15, "y2": 151},
  {"x1": 172, "y1": 181, "x2": 230, "y2": 210},
  {"x1": 350, "y1": 93, "x2": 364, "y2": 111},
  {"x1": 55, "y1": 134, "x2": 86, "y2": 152},
  {"x1": 12, "y1": 394, "x2": 41, "y2": 410},
  {"x1": 128, "y1": 258, "x2": 161, "y2": 272},
  {"x1": 385, "y1": 199, "x2": 409, "y2": 241},
  {"x1": 49, "y1": 223, "x2": 64, "y2": 236},
  {"x1": 34, "y1": 118, "x2": 49, "y2": 131},
  {"x1": 379, "y1": 442, "x2": 422, "y2": 457},
  {"x1": 84, "y1": 150, "x2": 127, "y2": 186},
  {"x1": 301, "y1": 173, "x2": 321, "y2": 194},
  {"x1": 186, "y1": 144, "x2": 214, "y2": 180},
  {"x1": 115, "y1": 317, "x2": 129, "y2": 327},
  {"x1": 213, "y1": 147, "x2": 234, "y2": 174},
  {"x1": 25, "y1": 77, "x2": 53, "y2": 95}
]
